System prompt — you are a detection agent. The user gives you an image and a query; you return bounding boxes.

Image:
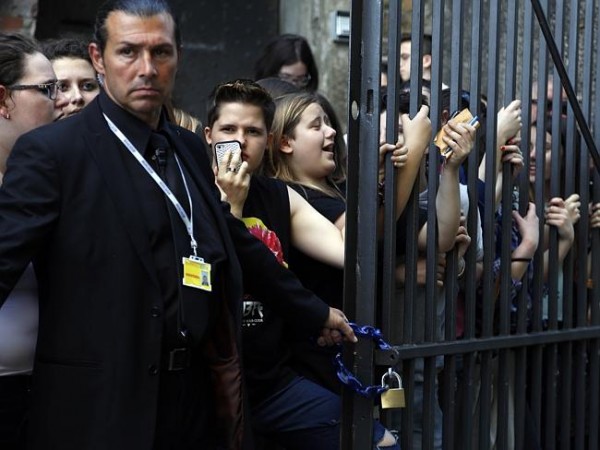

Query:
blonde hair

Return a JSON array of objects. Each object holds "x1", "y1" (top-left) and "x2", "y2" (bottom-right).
[
  {"x1": 265, "y1": 92, "x2": 344, "y2": 199},
  {"x1": 172, "y1": 107, "x2": 201, "y2": 134},
  {"x1": 164, "y1": 99, "x2": 202, "y2": 134}
]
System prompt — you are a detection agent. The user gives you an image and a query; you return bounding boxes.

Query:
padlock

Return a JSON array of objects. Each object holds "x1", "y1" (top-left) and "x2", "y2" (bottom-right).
[{"x1": 380, "y1": 369, "x2": 406, "y2": 409}]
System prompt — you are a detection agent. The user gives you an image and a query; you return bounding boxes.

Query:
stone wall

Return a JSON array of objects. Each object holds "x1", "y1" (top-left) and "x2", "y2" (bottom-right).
[{"x1": 0, "y1": 0, "x2": 38, "y2": 36}]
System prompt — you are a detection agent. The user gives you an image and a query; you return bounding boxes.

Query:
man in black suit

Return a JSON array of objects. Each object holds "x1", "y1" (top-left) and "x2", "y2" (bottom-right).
[{"x1": 0, "y1": 0, "x2": 355, "y2": 448}]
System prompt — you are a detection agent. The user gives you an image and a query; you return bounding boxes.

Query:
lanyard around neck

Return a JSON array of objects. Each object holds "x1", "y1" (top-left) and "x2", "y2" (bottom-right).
[{"x1": 103, "y1": 113, "x2": 198, "y2": 256}]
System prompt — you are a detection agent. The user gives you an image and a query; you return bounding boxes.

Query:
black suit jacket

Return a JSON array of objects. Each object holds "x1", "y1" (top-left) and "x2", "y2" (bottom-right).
[{"x1": 0, "y1": 96, "x2": 329, "y2": 449}]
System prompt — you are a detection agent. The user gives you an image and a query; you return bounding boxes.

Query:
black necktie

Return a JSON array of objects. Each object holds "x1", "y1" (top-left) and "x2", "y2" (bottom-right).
[{"x1": 149, "y1": 131, "x2": 189, "y2": 216}]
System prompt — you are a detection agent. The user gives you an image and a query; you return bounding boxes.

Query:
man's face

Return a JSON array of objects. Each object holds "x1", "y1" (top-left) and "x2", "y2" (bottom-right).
[
  {"x1": 399, "y1": 40, "x2": 432, "y2": 82},
  {"x1": 399, "y1": 41, "x2": 412, "y2": 82},
  {"x1": 90, "y1": 11, "x2": 179, "y2": 127}
]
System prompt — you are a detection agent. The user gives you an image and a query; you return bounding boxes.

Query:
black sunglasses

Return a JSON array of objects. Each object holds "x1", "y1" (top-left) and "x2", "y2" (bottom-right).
[
  {"x1": 277, "y1": 72, "x2": 311, "y2": 88},
  {"x1": 8, "y1": 81, "x2": 58, "y2": 100}
]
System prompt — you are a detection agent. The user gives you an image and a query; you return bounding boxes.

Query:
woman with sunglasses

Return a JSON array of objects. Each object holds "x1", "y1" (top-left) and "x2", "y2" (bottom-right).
[
  {"x1": 0, "y1": 32, "x2": 66, "y2": 450},
  {"x1": 254, "y1": 34, "x2": 319, "y2": 91}
]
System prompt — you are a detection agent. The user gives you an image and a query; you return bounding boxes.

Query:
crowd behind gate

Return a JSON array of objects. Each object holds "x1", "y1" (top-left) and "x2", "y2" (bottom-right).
[{"x1": 0, "y1": 0, "x2": 598, "y2": 449}]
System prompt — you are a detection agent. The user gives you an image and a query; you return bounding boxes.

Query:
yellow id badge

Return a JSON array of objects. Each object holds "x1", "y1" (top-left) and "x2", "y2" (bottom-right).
[{"x1": 182, "y1": 256, "x2": 212, "y2": 292}]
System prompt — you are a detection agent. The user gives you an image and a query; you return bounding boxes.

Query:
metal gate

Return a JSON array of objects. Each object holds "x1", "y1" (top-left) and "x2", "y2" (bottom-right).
[{"x1": 343, "y1": 1, "x2": 600, "y2": 449}]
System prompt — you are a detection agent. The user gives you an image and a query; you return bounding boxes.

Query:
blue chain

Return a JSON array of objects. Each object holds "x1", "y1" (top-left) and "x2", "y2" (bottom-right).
[{"x1": 334, "y1": 323, "x2": 393, "y2": 399}]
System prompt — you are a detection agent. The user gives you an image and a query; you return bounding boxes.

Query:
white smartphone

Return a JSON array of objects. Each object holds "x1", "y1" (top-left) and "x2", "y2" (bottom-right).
[{"x1": 214, "y1": 140, "x2": 242, "y2": 170}]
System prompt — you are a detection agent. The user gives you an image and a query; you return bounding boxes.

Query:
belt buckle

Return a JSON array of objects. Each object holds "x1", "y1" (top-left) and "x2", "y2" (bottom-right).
[{"x1": 167, "y1": 347, "x2": 190, "y2": 371}]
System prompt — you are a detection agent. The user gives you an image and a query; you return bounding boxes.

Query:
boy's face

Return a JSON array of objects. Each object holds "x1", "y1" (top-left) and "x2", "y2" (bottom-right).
[
  {"x1": 399, "y1": 40, "x2": 412, "y2": 82},
  {"x1": 204, "y1": 101, "x2": 269, "y2": 174}
]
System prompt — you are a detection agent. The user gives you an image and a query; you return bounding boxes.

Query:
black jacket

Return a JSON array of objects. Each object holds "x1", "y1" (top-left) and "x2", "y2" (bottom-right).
[{"x1": 0, "y1": 94, "x2": 329, "y2": 449}]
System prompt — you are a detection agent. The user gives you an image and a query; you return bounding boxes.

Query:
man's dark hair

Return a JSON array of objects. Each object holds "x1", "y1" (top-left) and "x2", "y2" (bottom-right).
[
  {"x1": 0, "y1": 33, "x2": 40, "y2": 87},
  {"x1": 206, "y1": 79, "x2": 276, "y2": 132},
  {"x1": 400, "y1": 33, "x2": 432, "y2": 56},
  {"x1": 93, "y1": 0, "x2": 181, "y2": 53},
  {"x1": 440, "y1": 88, "x2": 472, "y2": 115},
  {"x1": 254, "y1": 34, "x2": 319, "y2": 92},
  {"x1": 380, "y1": 83, "x2": 429, "y2": 114},
  {"x1": 42, "y1": 38, "x2": 92, "y2": 64}
]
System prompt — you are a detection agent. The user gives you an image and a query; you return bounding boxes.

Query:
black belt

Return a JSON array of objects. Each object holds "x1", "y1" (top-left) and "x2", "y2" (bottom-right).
[{"x1": 162, "y1": 347, "x2": 191, "y2": 371}]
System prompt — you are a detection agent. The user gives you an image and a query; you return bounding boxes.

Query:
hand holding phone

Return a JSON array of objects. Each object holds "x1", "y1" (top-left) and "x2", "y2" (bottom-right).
[
  {"x1": 214, "y1": 140, "x2": 243, "y2": 172},
  {"x1": 433, "y1": 108, "x2": 479, "y2": 157}
]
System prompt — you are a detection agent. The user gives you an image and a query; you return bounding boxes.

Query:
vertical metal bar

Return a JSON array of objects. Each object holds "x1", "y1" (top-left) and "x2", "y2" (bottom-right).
[
  {"x1": 589, "y1": 6, "x2": 600, "y2": 448},
  {"x1": 562, "y1": 0, "x2": 579, "y2": 328},
  {"x1": 401, "y1": 359, "x2": 416, "y2": 450},
  {"x1": 559, "y1": 342, "x2": 572, "y2": 450},
  {"x1": 458, "y1": 0, "x2": 483, "y2": 411},
  {"x1": 543, "y1": 2, "x2": 564, "y2": 448},
  {"x1": 479, "y1": 351, "x2": 492, "y2": 450},
  {"x1": 589, "y1": 338, "x2": 600, "y2": 450},
  {"x1": 516, "y1": 0, "x2": 534, "y2": 337},
  {"x1": 401, "y1": 2, "x2": 425, "y2": 446},
  {"x1": 342, "y1": 0, "x2": 382, "y2": 447},
  {"x1": 342, "y1": 0, "x2": 362, "y2": 445},
  {"x1": 421, "y1": 2, "x2": 445, "y2": 447},
  {"x1": 458, "y1": 352, "x2": 476, "y2": 450},
  {"x1": 558, "y1": 2, "x2": 580, "y2": 449},
  {"x1": 481, "y1": 0, "x2": 500, "y2": 340},
  {"x1": 408, "y1": 1, "x2": 425, "y2": 91},
  {"x1": 497, "y1": 3, "x2": 517, "y2": 449},
  {"x1": 464, "y1": 0, "x2": 484, "y2": 342},
  {"x1": 504, "y1": 0, "x2": 519, "y2": 102},
  {"x1": 426, "y1": 0, "x2": 443, "y2": 346},
  {"x1": 441, "y1": 2, "x2": 464, "y2": 447},
  {"x1": 532, "y1": 0, "x2": 548, "y2": 334},
  {"x1": 529, "y1": 0, "x2": 549, "y2": 444},
  {"x1": 422, "y1": 357, "x2": 436, "y2": 450},
  {"x1": 449, "y1": 0, "x2": 464, "y2": 110},
  {"x1": 515, "y1": 3, "x2": 535, "y2": 449},
  {"x1": 478, "y1": 0, "x2": 502, "y2": 446},
  {"x1": 514, "y1": 347, "x2": 527, "y2": 450},
  {"x1": 381, "y1": 0, "x2": 402, "y2": 341},
  {"x1": 547, "y1": 0, "x2": 564, "y2": 333},
  {"x1": 403, "y1": 0, "x2": 425, "y2": 348},
  {"x1": 462, "y1": 2, "x2": 484, "y2": 441},
  {"x1": 574, "y1": 1, "x2": 595, "y2": 449},
  {"x1": 380, "y1": 0, "x2": 403, "y2": 439},
  {"x1": 442, "y1": 354, "x2": 456, "y2": 450},
  {"x1": 544, "y1": 346, "x2": 558, "y2": 450},
  {"x1": 573, "y1": 341, "x2": 587, "y2": 450},
  {"x1": 529, "y1": 345, "x2": 543, "y2": 447}
]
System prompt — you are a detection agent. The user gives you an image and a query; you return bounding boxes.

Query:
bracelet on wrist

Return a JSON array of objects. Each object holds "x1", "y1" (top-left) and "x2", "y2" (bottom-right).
[{"x1": 511, "y1": 257, "x2": 532, "y2": 262}]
